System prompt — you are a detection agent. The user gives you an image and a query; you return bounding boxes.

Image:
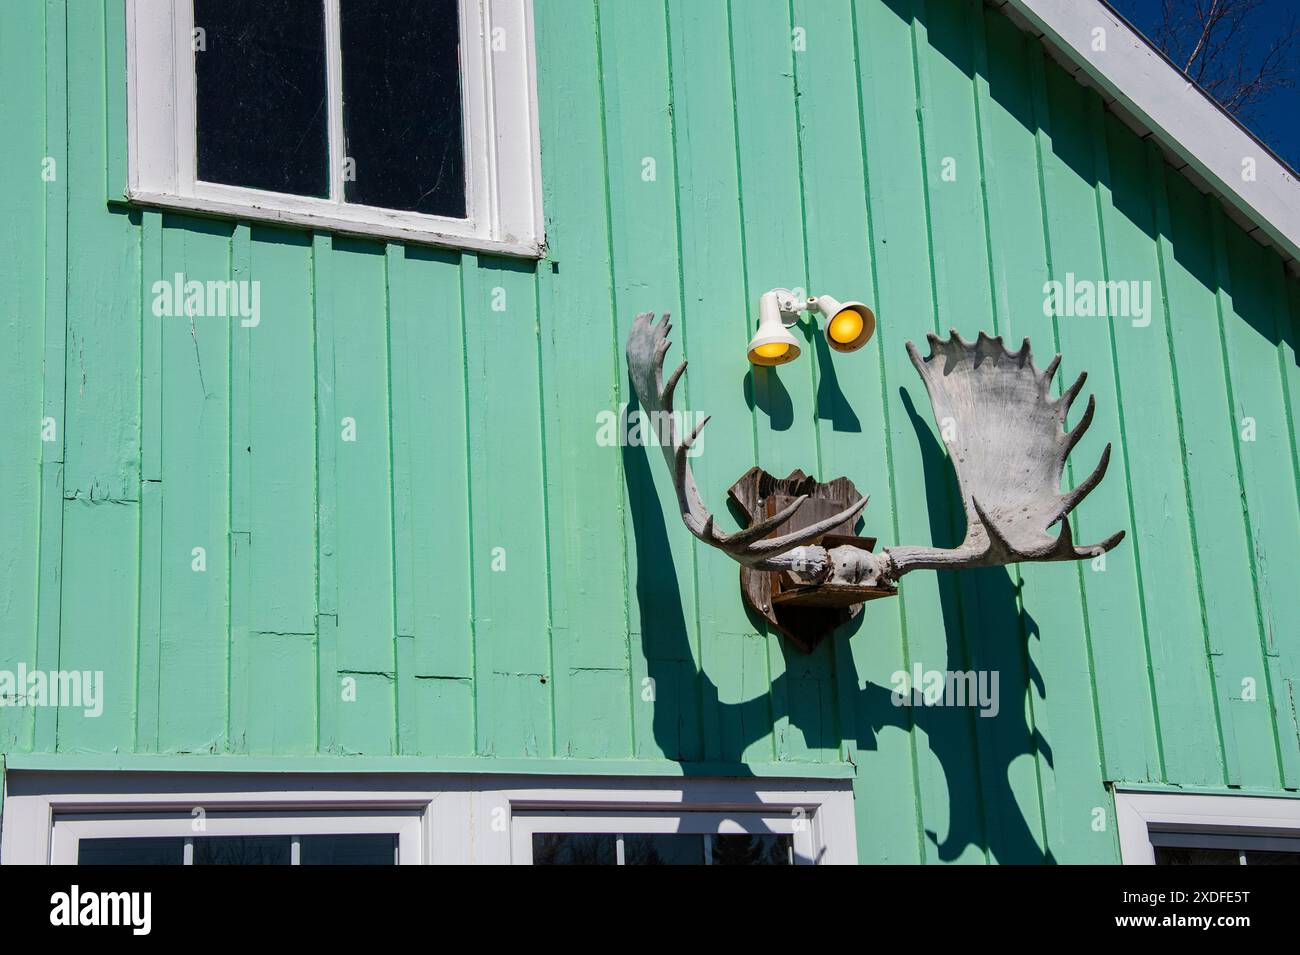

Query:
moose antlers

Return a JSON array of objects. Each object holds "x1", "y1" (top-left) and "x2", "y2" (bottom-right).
[
  {"x1": 626, "y1": 311, "x2": 868, "y2": 573},
  {"x1": 883, "y1": 329, "x2": 1126, "y2": 576},
  {"x1": 626, "y1": 312, "x2": 1125, "y2": 588}
]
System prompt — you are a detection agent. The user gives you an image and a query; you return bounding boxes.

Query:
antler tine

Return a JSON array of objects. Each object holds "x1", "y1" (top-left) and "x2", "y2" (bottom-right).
[
  {"x1": 1058, "y1": 370, "x2": 1087, "y2": 417},
  {"x1": 1047, "y1": 512, "x2": 1123, "y2": 562},
  {"x1": 1075, "y1": 528, "x2": 1126, "y2": 559},
  {"x1": 1061, "y1": 394, "x2": 1095, "y2": 459},
  {"x1": 738, "y1": 494, "x2": 868, "y2": 556},
  {"x1": 1041, "y1": 354, "x2": 1062, "y2": 396},
  {"x1": 720, "y1": 494, "x2": 811, "y2": 546},
  {"x1": 1048, "y1": 509, "x2": 1076, "y2": 557},
  {"x1": 661, "y1": 360, "x2": 687, "y2": 413},
  {"x1": 1050, "y1": 443, "x2": 1111, "y2": 526}
]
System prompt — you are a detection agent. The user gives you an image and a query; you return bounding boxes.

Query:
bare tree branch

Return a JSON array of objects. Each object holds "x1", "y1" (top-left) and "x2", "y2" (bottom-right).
[{"x1": 1144, "y1": 0, "x2": 1298, "y2": 121}]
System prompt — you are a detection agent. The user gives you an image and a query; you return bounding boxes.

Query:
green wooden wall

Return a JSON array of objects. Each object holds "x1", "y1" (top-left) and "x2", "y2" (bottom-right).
[{"x1": 2, "y1": 0, "x2": 1299, "y2": 863}]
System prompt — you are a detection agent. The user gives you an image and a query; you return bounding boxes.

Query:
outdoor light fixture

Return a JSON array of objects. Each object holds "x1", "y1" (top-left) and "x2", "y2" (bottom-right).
[
  {"x1": 814, "y1": 294, "x2": 876, "y2": 353},
  {"x1": 746, "y1": 288, "x2": 877, "y2": 365},
  {"x1": 746, "y1": 289, "x2": 804, "y2": 365}
]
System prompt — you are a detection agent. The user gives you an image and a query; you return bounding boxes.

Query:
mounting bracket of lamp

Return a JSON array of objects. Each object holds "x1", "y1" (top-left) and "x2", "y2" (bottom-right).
[
  {"x1": 747, "y1": 288, "x2": 877, "y2": 365},
  {"x1": 765, "y1": 287, "x2": 810, "y2": 325}
]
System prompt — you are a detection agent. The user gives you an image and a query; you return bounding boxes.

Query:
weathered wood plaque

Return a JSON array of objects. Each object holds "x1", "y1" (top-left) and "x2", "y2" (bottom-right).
[{"x1": 728, "y1": 467, "x2": 895, "y2": 653}]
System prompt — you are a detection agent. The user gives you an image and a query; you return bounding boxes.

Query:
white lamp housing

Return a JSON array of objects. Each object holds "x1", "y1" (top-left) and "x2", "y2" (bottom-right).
[
  {"x1": 812, "y1": 295, "x2": 876, "y2": 353},
  {"x1": 747, "y1": 289, "x2": 803, "y2": 366}
]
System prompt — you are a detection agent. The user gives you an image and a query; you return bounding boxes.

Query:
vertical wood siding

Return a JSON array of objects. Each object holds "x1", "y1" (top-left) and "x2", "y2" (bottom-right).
[{"x1": 1, "y1": 0, "x2": 1298, "y2": 863}]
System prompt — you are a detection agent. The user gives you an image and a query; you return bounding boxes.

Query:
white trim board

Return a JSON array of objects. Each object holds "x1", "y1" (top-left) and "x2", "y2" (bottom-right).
[{"x1": 996, "y1": 0, "x2": 1300, "y2": 271}]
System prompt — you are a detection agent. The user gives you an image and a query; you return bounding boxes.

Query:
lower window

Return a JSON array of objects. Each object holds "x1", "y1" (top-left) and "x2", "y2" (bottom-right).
[
  {"x1": 1115, "y1": 789, "x2": 1300, "y2": 865},
  {"x1": 51, "y1": 811, "x2": 420, "y2": 865}
]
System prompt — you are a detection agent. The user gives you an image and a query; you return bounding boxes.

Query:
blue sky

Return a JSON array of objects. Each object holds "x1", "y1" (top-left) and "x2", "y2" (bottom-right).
[{"x1": 1107, "y1": 0, "x2": 1300, "y2": 171}]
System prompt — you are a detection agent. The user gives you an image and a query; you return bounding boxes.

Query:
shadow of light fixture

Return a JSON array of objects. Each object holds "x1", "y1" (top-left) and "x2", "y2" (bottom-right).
[{"x1": 746, "y1": 288, "x2": 877, "y2": 366}]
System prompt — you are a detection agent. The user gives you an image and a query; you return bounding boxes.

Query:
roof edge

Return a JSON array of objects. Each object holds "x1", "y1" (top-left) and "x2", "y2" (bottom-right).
[{"x1": 996, "y1": 0, "x2": 1300, "y2": 267}]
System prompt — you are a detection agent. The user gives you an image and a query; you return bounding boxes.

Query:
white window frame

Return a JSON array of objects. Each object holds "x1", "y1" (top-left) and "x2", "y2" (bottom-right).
[
  {"x1": 124, "y1": 0, "x2": 544, "y2": 256},
  {"x1": 51, "y1": 810, "x2": 421, "y2": 865},
  {"x1": 501, "y1": 778, "x2": 855, "y2": 865},
  {"x1": 1114, "y1": 789, "x2": 1300, "y2": 864},
  {"x1": 1, "y1": 771, "x2": 856, "y2": 865}
]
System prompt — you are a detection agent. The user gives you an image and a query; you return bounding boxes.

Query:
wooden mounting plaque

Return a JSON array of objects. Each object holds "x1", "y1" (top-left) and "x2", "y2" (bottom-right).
[{"x1": 727, "y1": 467, "x2": 896, "y2": 653}]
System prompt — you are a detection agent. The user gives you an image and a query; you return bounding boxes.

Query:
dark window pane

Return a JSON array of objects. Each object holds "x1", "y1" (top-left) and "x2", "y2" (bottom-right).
[
  {"x1": 193, "y1": 835, "x2": 291, "y2": 865},
  {"x1": 194, "y1": 0, "x2": 329, "y2": 197},
  {"x1": 1244, "y1": 850, "x2": 1300, "y2": 864},
  {"x1": 78, "y1": 837, "x2": 185, "y2": 865},
  {"x1": 340, "y1": 0, "x2": 465, "y2": 217},
  {"x1": 300, "y1": 834, "x2": 398, "y2": 865},
  {"x1": 624, "y1": 834, "x2": 707, "y2": 866},
  {"x1": 1154, "y1": 846, "x2": 1242, "y2": 865},
  {"x1": 532, "y1": 833, "x2": 617, "y2": 866},
  {"x1": 711, "y1": 834, "x2": 793, "y2": 865}
]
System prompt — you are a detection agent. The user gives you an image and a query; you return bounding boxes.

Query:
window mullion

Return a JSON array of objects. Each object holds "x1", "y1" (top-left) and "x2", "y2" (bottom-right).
[{"x1": 324, "y1": 0, "x2": 345, "y2": 205}]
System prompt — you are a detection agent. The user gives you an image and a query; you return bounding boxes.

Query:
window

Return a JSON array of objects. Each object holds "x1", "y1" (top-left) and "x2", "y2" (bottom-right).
[
  {"x1": 51, "y1": 810, "x2": 420, "y2": 865},
  {"x1": 513, "y1": 811, "x2": 809, "y2": 865},
  {"x1": 1114, "y1": 790, "x2": 1300, "y2": 865},
  {"x1": 125, "y1": 0, "x2": 544, "y2": 255}
]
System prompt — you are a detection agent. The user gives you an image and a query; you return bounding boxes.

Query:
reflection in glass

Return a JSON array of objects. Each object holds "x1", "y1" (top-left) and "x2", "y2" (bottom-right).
[
  {"x1": 340, "y1": 0, "x2": 466, "y2": 216},
  {"x1": 1154, "y1": 846, "x2": 1242, "y2": 865},
  {"x1": 1243, "y1": 850, "x2": 1300, "y2": 865},
  {"x1": 193, "y1": 0, "x2": 329, "y2": 196},
  {"x1": 623, "y1": 833, "x2": 706, "y2": 865},
  {"x1": 712, "y1": 834, "x2": 793, "y2": 865},
  {"x1": 78, "y1": 837, "x2": 185, "y2": 865},
  {"x1": 300, "y1": 833, "x2": 398, "y2": 865},
  {"x1": 193, "y1": 835, "x2": 291, "y2": 865},
  {"x1": 532, "y1": 833, "x2": 617, "y2": 865}
]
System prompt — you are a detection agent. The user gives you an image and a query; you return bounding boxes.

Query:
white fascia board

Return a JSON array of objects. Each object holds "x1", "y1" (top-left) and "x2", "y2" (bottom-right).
[{"x1": 1002, "y1": 0, "x2": 1300, "y2": 265}]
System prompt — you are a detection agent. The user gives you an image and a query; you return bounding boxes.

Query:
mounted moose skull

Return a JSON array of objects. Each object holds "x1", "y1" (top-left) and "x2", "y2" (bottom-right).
[{"x1": 626, "y1": 312, "x2": 1125, "y2": 648}]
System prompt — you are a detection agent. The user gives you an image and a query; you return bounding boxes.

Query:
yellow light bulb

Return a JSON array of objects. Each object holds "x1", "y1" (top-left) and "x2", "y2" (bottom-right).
[
  {"x1": 828, "y1": 309, "x2": 864, "y2": 345},
  {"x1": 752, "y1": 341, "x2": 790, "y2": 359}
]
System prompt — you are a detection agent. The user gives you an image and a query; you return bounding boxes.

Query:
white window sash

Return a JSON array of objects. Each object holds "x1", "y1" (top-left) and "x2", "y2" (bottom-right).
[
  {"x1": 125, "y1": 0, "x2": 544, "y2": 256},
  {"x1": 50, "y1": 809, "x2": 423, "y2": 864}
]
